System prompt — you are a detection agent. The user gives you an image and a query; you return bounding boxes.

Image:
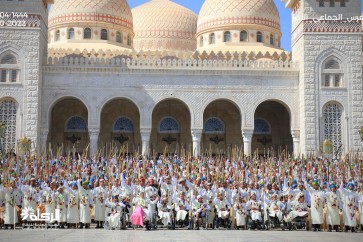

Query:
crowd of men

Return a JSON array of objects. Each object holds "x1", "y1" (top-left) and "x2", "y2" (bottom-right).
[{"x1": 0, "y1": 152, "x2": 362, "y2": 232}]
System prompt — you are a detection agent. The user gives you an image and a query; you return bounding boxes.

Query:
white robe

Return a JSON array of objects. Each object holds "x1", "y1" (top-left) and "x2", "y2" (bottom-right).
[
  {"x1": 41, "y1": 188, "x2": 56, "y2": 223},
  {"x1": 3, "y1": 187, "x2": 20, "y2": 225},
  {"x1": 359, "y1": 194, "x2": 363, "y2": 225},
  {"x1": 21, "y1": 185, "x2": 38, "y2": 221},
  {"x1": 268, "y1": 200, "x2": 283, "y2": 221},
  {"x1": 157, "y1": 203, "x2": 172, "y2": 226},
  {"x1": 306, "y1": 185, "x2": 324, "y2": 224},
  {"x1": 93, "y1": 186, "x2": 107, "y2": 221},
  {"x1": 55, "y1": 191, "x2": 67, "y2": 223},
  {"x1": 325, "y1": 191, "x2": 340, "y2": 226},
  {"x1": 234, "y1": 202, "x2": 246, "y2": 226},
  {"x1": 79, "y1": 187, "x2": 93, "y2": 223},
  {"x1": 174, "y1": 198, "x2": 189, "y2": 221},
  {"x1": 67, "y1": 189, "x2": 80, "y2": 224},
  {"x1": 246, "y1": 200, "x2": 262, "y2": 221},
  {"x1": 339, "y1": 187, "x2": 357, "y2": 227}
]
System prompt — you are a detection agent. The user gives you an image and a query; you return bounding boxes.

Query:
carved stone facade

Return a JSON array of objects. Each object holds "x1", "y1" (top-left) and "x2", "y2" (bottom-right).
[{"x1": 0, "y1": 0, "x2": 361, "y2": 157}]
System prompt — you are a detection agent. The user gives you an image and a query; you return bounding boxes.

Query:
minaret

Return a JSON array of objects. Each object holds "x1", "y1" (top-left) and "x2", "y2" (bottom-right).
[
  {"x1": 0, "y1": 1, "x2": 52, "y2": 151},
  {"x1": 283, "y1": 0, "x2": 362, "y2": 155}
]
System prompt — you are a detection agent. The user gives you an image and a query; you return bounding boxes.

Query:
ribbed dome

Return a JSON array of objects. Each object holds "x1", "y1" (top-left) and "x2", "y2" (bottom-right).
[
  {"x1": 48, "y1": 0, "x2": 133, "y2": 32},
  {"x1": 132, "y1": 0, "x2": 197, "y2": 52},
  {"x1": 197, "y1": 0, "x2": 280, "y2": 34}
]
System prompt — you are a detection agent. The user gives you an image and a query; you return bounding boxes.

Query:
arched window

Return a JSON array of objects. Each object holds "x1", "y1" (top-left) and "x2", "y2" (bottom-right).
[
  {"x1": 101, "y1": 29, "x2": 108, "y2": 40},
  {"x1": 240, "y1": 31, "x2": 247, "y2": 42},
  {"x1": 209, "y1": 33, "x2": 215, "y2": 44},
  {"x1": 127, "y1": 35, "x2": 131, "y2": 46},
  {"x1": 253, "y1": 118, "x2": 271, "y2": 134},
  {"x1": 68, "y1": 28, "x2": 75, "y2": 40},
  {"x1": 0, "y1": 100, "x2": 17, "y2": 152},
  {"x1": 256, "y1": 31, "x2": 263, "y2": 43},
  {"x1": 113, "y1": 117, "x2": 134, "y2": 133},
  {"x1": 270, "y1": 34, "x2": 274, "y2": 45},
  {"x1": 84, "y1": 28, "x2": 92, "y2": 39},
  {"x1": 159, "y1": 117, "x2": 179, "y2": 133},
  {"x1": 322, "y1": 58, "x2": 343, "y2": 87},
  {"x1": 323, "y1": 103, "x2": 342, "y2": 153},
  {"x1": 224, "y1": 31, "x2": 231, "y2": 42},
  {"x1": 200, "y1": 36, "x2": 204, "y2": 47},
  {"x1": 204, "y1": 118, "x2": 225, "y2": 134},
  {"x1": 55, "y1": 30, "x2": 60, "y2": 41},
  {"x1": 1, "y1": 54, "x2": 17, "y2": 64},
  {"x1": 65, "y1": 116, "x2": 87, "y2": 132},
  {"x1": 0, "y1": 53, "x2": 19, "y2": 83},
  {"x1": 116, "y1": 31, "x2": 122, "y2": 43}
]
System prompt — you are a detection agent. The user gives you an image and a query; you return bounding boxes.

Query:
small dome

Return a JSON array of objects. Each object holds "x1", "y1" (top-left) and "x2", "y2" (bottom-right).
[
  {"x1": 49, "y1": 0, "x2": 133, "y2": 31},
  {"x1": 197, "y1": 0, "x2": 280, "y2": 34},
  {"x1": 132, "y1": 0, "x2": 197, "y2": 52}
]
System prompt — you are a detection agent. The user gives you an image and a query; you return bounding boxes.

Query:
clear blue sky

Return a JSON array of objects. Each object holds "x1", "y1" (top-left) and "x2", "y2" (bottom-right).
[{"x1": 128, "y1": 0, "x2": 292, "y2": 51}]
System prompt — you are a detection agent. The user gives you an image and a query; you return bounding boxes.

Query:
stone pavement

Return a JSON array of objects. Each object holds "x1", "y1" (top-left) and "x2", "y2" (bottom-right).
[{"x1": 0, "y1": 229, "x2": 361, "y2": 242}]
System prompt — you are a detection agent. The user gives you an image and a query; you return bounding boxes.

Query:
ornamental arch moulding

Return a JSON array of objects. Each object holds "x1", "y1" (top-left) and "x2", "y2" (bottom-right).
[
  {"x1": 200, "y1": 97, "x2": 245, "y2": 130},
  {"x1": 45, "y1": 95, "x2": 90, "y2": 130},
  {"x1": 251, "y1": 98, "x2": 297, "y2": 131},
  {"x1": 97, "y1": 95, "x2": 146, "y2": 128},
  {"x1": 151, "y1": 96, "x2": 194, "y2": 129}
]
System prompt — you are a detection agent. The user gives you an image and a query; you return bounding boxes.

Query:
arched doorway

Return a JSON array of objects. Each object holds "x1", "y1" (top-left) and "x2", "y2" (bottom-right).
[
  {"x1": 203, "y1": 100, "x2": 242, "y2": 155},
  {"x1": 151, "y1": 99, "x2": 191, "y2": 155},
  {"x1": 99, "y1": 98, "x2": 140, "y2": 155},
  {"x1": 49, "y1": 98, "x2": 89, "y2": 153},
  {"x1": 0, "y1": 98, "x2": 18, "y2": 153},
  {"x1": 252, "y1": 101, "x2": 293, "y2": 156}
]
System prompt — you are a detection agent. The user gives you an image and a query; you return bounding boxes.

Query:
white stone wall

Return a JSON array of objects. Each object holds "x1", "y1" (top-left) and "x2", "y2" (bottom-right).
[
  {"x1": 0, "y1": 0, "x2": 48, "y2": 149},
  {"x1": 41, "y1": 68, "x2": 300, "y2": 147}
]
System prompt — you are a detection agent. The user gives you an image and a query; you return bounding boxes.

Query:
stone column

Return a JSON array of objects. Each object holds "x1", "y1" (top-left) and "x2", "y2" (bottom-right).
[
  {"x1": 140, "y1": 129, "x2": 151, "y2": 157},
  {"x1": 89, "y1": 129, "x2": 99, "y2": 157},
  {"x1": 191, "y1": 129, "x2": 203, "y2": 157},
  {"x1": 291, "y1": 130, "x2": 300, "y2": 158},
  {"x1": 39, "y1": 128, "x2": 49, "y2": 151},
  {"x1": 242, "y1": 130, "x2": 253, "y2": 157}
]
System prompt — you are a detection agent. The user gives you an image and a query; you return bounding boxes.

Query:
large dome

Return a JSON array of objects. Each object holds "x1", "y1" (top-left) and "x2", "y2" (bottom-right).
[
  {"x1": 49, "y1": 0, "x2": 133, "y2": 31},
  {"x1": 132, "y1": 0, "x2": 197, "y2": 52},
  {"x1": 197, "y1": 0, "x2": 280, "y2": 34},
  {"x1": 48, "y1": 0, "x2": 134, "y2": 51}
]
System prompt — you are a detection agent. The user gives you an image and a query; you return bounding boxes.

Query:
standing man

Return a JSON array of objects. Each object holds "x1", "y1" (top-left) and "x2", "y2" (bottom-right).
[{"x1": 93, "y1": 179, "x2": 107, "y2": 228}]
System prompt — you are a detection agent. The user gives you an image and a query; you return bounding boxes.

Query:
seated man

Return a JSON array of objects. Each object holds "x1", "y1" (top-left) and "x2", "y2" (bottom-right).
[
  {"x1": 131, "y1": 192, "x2": 159, "y2": 228},
  {"x1": 105, "y1": 195, "x2": 124, "y2": 230},
  {"x1": 246, "y1": 192, "x2": 262, "y2": 229},
  {"x1": 157, "y1": 197, "x2": 173, "y2": 228},
  {"x1": 174, "y1": 192, "x2": 190, "y2": 226},
  {"x1": 267, "y1": 194, "x2": 283, "y2": 223},
  {"x1": 213, "y1": 193, "x2": 231, "y2": 228},
  {"x1": 285, "y1": 192, "x2": 309, "y2": 228},
  {"x1": 191, "y1": 195, "x2": 211, "y2": 230}
]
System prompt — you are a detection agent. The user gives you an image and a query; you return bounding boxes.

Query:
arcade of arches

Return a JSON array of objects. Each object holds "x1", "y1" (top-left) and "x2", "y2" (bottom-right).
[
  {"x1": 0, "y1": 96, "x2": 344, "y2": 157},
  {"x1": 42, "y1": 98, "x2": 298, "y2": 158}
]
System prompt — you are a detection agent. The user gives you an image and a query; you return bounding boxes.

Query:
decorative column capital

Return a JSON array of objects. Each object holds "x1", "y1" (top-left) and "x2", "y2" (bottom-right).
[
  {"x1": 291, "y1": 130, "x2": 300, "y2": 140},
  {"x1": 140, "y1": 129, "x2": 151, "y2": 140},
  {"x1": 242, "y1": 130, "x2": 254, "y2": 142},
  {"x1": 191, "y1": 129, "x2": 203, "y2": 141},
  {"x1": 88, "y1": 129, "x2": 99, "y2": 137}
]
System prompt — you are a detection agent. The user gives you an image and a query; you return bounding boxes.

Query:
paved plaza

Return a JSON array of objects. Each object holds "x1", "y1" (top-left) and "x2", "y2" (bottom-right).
[{"x1": 0, "y1": 229, "x2": 361, "y2": 242}]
